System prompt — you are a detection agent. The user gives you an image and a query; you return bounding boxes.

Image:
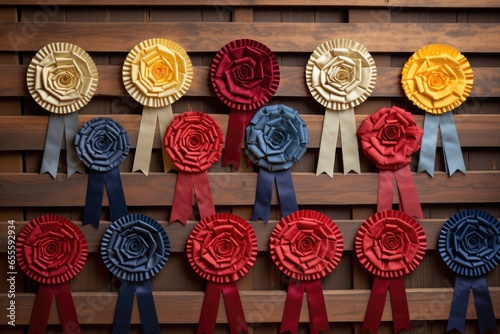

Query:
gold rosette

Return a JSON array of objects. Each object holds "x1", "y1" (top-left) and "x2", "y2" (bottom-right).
[
  {"x1": 26, "y1": 42, "x2": 98, "y2": 178},
  {"x1": 123, "y1": 38, "x2": 193, "y2": 175},
  {"x1": 306, "y1": 39, "x2": 377, "y2": 177}
]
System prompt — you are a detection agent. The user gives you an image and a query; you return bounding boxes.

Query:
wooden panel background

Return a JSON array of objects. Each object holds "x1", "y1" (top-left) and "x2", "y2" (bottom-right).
[{"x1": 0, "y1": 1, "x2": 499, "y2": 333}]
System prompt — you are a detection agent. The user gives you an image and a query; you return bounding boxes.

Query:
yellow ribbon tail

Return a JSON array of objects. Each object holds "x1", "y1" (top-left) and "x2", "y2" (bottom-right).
[
  {"x1": 132, "y1": 106, "x2": 158, "y2": 175},
  {"x1": 340, "y1": 107, "x2": 361, "y2": 174},
  {"x1": 157, "y1": 104, "x2": 174, "y2": 173},
  {"x1": 316, "y1": 109, "x2": 339, "y2": 177}
]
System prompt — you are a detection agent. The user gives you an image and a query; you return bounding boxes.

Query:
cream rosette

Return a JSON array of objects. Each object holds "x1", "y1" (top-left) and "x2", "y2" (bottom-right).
[
  {"x1": 123, "y1": 38, "x2": 193, "y2": 175},
  {"x1": 306, "y1": 39, "x2": 376, "y2": 177}
]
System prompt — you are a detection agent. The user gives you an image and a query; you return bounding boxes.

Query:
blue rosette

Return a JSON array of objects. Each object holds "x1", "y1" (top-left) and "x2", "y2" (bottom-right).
[
  {"x1": 75, "y1": 117, "x2": 130, "y2": 228},
  {"x1": 438, "y1": 209, "x2": 500, "y2": 334},
  {"x1": 101, "y1": 214, "x2": 170, "y2": 334},
  {"x1": 246, "y1": 104, "x2": 308, "y2": 222}
]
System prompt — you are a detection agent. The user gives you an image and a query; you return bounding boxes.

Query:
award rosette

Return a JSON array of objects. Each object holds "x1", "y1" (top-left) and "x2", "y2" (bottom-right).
[
  {"x1": 438, "y1": 209, "x2": 500, "y2": 334},
  {"x1": 355, "y1": 210, "x2": 426, "y2": 333},
  {"x1": 402, "y1": 44, "x2": 473, "y2": 176},
  {"x1": 211, "y1": 39, "x2": 280, "y2": 169},
  {"x1": 16, "y1": 214, "x2": 88, "y2": 334},
  {"x1": 101, "y1": 214, "x2": 170, "y2": 334},
  {"x1": 75, "y1": 117, "x2": 130, "y2": 228},
  {"x1": 306, "y1": 38, "x2": 377, "y2": 176},
  {"x1": 164, "y1": 111, "x2": 224, "y2": 224},
  {"x1": 123, "y1": 38, "x2": 193, "y2": 175},
  {"x1": 246, "y1": 104, "x2": 308, "y2": 222},
  {"x1": 27, "y1": 42, "x2": 98, "y2": 178},
  {"x1": 357, "y1": 106, "x2": 424, "y2": 219},
  {"x1": 186, "y1": 213, "x2": 257, "y2": 334},
  {"x1": 269, "y1": 210, "x2": 344, "y2": 334}
]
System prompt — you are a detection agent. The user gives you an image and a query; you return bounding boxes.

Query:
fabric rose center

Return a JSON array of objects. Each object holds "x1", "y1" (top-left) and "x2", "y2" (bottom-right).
[
  {"x1": 465, "y1": 232, "x2": 484, "y2": 253},
  {"x1": 123, "y1": 235, "x2": 148, "y2": 258},
  {"x1": 53, "y1": 70, "x2": 77, "y2": 90},
  {"x1": 382, "y1": 234, "x2": 403, "y2": 251},
  {"x1": 298, "y1": 235, "x2": 315, "y2": 253},
  {"x1": 213, "y1": 238, "x2": 235, "y2": 257},
  {"x1": 332, "y1": 68, "x2": 352, "y2": 84},
  {"x1": 234, "y1": 63, "x2": 254, "y2": 83},
  {"x1": 270, "y1": 131, "x2": 285, "y2": 146},
  {"x1": 382, "y1": 124, "x2": 401, "y2": 144},
  {"x1": 149, "y1": 60, "x2": 173, "y2": 84}
]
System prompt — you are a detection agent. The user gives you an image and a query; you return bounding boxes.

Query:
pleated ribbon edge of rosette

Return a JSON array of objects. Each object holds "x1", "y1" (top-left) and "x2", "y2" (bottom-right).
[
  {"x1": 186, "y1": 213, "x2": 258, "y2": 334},
  {"x1": 16, "y1": 214, "x2": 88, "y2": 334},
  {"x1": 123, "y1": 38, "x2": 193, "y2": 175},
  {"x1": 306, "y1": 38, "x2": 377, "y2": 177},
  {"x1": 401, "y1": 43, "x2": 473, "y2": 176},
  {"x1": 26, "y1": 42, "x2": 98, "y2": 178},
  {"x1": 438, "y1": 209, "x2": 500, "y2": 334},
  {"x1": 355, "y1": 209, "x2": 427, "y2": 333},
  {"x1": 210, "y1": 38, "x2": 280, "y2": 170}
]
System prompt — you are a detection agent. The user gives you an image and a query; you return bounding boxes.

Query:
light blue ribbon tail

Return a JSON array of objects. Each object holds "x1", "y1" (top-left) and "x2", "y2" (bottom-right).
[
  {"x1": 417, "y1": 113, "x2": 439, "y2": 177},
  {"x1": 40, "y1": 113, "x2": 64, "y2": 178},
  {"x1": 440, "y1": 112, "x2": 466, "y2": 176}
]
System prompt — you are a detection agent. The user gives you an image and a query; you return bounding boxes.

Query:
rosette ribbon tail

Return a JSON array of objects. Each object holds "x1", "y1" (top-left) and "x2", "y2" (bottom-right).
[
  {"x1": 197, "y1": 282, "x2": 248, "y2": 334},
  {"x1": 361, "y1": 277, "x2": 410, "y2": 334},
  {"x1": 222, "y1": 109, "x2": 255, "y2": 170},
  {"x1": 28, "y1": 282, "x2": 81, "y2": 334},
  {"x1": 280, "y1": 279, "x2": 329, "y2": 334},
  {"x1": 418, "y1": 113, "x2": 466, "y2": 176},
  {"x1": 447, "y1": 275, "x2": 497, "y2": 334},
  {"x1": 113, "y1": 280, "x2": 160, "y2": 334}
]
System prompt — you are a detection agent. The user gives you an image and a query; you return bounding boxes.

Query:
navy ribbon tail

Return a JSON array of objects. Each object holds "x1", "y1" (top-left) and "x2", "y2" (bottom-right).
[
  {"x1": 136, "y1": 280, "x2": 161, "y2": 334},
  {"x1": 275, "y1": 169, "x2": 298, "y2": 217},
  {"x1": 83, "y1": 171, "x2": 106, "y2": 228},
  {"x1": 106, "y1": 168, "x2": 128, "y2": 222},
  {"x1": 251, "y1": 168, "x2": 274, "y2": 222},
  {"x1": 112, "y1": 281, "x2": 135, "y2": 334}
]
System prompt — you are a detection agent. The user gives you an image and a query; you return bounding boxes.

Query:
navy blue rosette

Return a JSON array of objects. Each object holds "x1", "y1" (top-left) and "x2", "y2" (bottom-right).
[
  {"x1": 101, "y1": 214, "x2": 170, "y2": 334},
  {"x1": 75, "y1": 117, "x2": 130, "y2": 228},
  {"x1": 439, "y1": 209, "x2": 500, "y2": 334},
  {"x1": 246, "y1": 104, "x2": 308, "y2": 221}
]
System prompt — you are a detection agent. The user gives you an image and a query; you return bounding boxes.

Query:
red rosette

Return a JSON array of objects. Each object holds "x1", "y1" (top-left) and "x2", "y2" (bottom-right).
[
  {"x1": 186, "y1": 213, "x2": 257, "y2": 283},
  {"x1": 355, "y1": 210, "x2": 426, "y2": 278},
  {"x1": 16, "y1": 214, "x2": 88, "y2": 284},
  {"x1": 270, "y1": 210, "x2": 344, "y2": 281},
  {"x1": 164, "y1": 111, "x2": 224, "y2": 173}
]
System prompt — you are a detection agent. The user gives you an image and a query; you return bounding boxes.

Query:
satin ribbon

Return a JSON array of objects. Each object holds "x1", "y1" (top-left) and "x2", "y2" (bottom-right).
[
  {"x1": 197, "y1": 281, "x2": 248, "y2": 334},
  {"x1": 361, "y1": 277, "x2": 410, "y2": 334},
  {"x1": 113, "y1": 280, "x2": 160, "y2": 334},
  {"x1": 83, "y1": 168, "x2": 127, "y2": 228},
  {"x1": 41, "y1": 112, "x2": 85, "y2": 178},
  {"x1": 447, "y1": 275, "x2": 497, "y2": 334},
  {"x1": 132, "y1": 105, "x2": 174, "y2": 175},
  {"x1": 418, "y1": 112, "x2": 466, "y2": 176},
  {"x1": 170, "y1": 172, "x2": 215, "y2": 224},
  {"x1": 280, "y1": 279, "x2": 329, "y2": 334},
  {"x1": 222, "y1": 109, "x2": 255, "y2": 170},
  {"x1": 378, "y1": 166, "x2": 423, "y2": 219},
  {"x1": 28, "y1": 282, "x2": 80, "y2": 334},
  {"x1": 316, "y1": 108, "x2": 360, "y2": 177},
  {"x1": 251, "y1": 168, "x2": 298, "y2": 222}
]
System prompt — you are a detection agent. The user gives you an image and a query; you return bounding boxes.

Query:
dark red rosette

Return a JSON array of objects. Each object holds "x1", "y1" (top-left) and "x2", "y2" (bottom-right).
[
  {"x1": 187, "y1": 213, "x2": 257, "y2": 334},
  {"x1": 270, "y1": 210, "x2": 344, "y2": 334},
  {"x1": 355, "y1": 210, "x2": 426, "y2": 333},
  {"x1": 164, "y1": 111, "x2": 224, "y2": 224},
  {"x1": 16, "y1": 214, "x2": 87, "y2": 334},
  {"x1": 210, "y1": 39, "x2": 280, "y2": 169}
]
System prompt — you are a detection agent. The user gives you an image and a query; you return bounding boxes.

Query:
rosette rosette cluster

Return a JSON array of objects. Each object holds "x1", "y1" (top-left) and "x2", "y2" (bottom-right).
[
  {"x1": 402, "y1": 44, "x2": 473, "y2": 176},
  {"x1": 27, "y1": 42, "x2": 98, "y2": 178},
  {"x1": 186, "y1": 213, "x2": 257, "y2": 333},
  {"x1": 269, "y1": 210, "x2": 343, "y2": 334},
  {"x1": 357, "y1": 106, "x2": 424, "y2": 219},
  {"x1": 211, "y1": 39, "x2": 280, "y2": 169},
  {"x1": 101, "y1": 214, "x2": 170, "y2": 334},
  {"x1": 164, "y1": 111, "x2": 224, "y2": 224},
  {"x1": 355, "y1": 210, "x2": 426, "y2": 333},
  {"x1": 438, "y1": 209, "x2": 499, "y2": 334},
  {"x1": 16, "y1": 215, "x2": 88, "y2": 334},
  {"x1": 246, "y1": 104, "x2": 308, "y2": 222},
  {"x1": 123, "y1": 38, "x2": 193, "y2": 174},
  {"x1": 306, "y1": 38, "x2": 376, "y2": 176},
  {"x1": 75, "y1": 117, "x2": 130, "y2": 228}
]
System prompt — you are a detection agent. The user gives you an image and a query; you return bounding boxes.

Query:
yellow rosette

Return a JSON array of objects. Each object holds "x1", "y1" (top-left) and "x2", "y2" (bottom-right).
[
  {"x1": 402, "y1": 44, "x2": 473, "y2": 176},
  {"x1": 123, "y1": 38, "x2": 193, "y2": 175},
  {"x1": 306, "y1": 39, "x2": 376, "y2": 177},
  {"x1": 26, "y1": 42, "x2": 98, "y2": 178}
]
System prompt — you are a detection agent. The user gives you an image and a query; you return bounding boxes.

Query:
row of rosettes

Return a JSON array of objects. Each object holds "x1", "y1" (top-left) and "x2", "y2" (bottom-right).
[{"x1": 16, "y1": 209, "x2": 500, "y2": 286}]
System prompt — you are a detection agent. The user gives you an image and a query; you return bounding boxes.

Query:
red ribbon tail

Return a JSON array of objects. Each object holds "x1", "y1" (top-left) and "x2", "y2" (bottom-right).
[
  {"x1": 55, "y1": 283, "x2": 81, "y2": 334},
  {"x1": 222, "y1": 282, "x2": 248, "y2": 334},
  {"x1": 280, "y1": 279, "x2": 305, "y2": 334},
  {"x1": 222, "y1": 109, "x2": 246, "y2": 170},
  {"x1": 305, "y1": 280, "x2": 330, "y2": 334},
  {"x1": 395, "y1": 166, "x2": 424, "y2": 219},
  {"x1": 197, "y1": 282, "x2": 222, "y2": 334},
  {"x1": 377, "y1": 170, "x2": 395, "y2": 212},
  {"x1": 170, "y1": 172, "x2": 193, "y2": 225},
  {"x1": 389, "y1": 278, "x2": 410, "y2": 333},
  {"x1": 361, "y1": 277, "x2": 389, "y2": 334},
  {"x1": 28, "y1": 284, "x2": 54, "y2": 334},
  {"x1": 193, "y1": 172, "x2": 216, "y2": 220}
]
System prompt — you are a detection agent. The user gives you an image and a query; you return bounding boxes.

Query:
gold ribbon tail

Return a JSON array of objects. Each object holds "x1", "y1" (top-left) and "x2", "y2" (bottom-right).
[
  {"x1": 157, "y1": 104, "x2": 174, "y2": 172},
  {"x1": 340, "y1": 107, "x2": 361, "y2": 174},
  {"x1": 316, "y1": 109, "x2": 339, "y2": 177},
  {"x1": 132, "y1": 106, "x2": 158, "y2": 175}
]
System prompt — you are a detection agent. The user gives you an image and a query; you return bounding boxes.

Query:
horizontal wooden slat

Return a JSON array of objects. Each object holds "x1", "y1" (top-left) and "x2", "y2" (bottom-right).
[
  {"x1": 0, "y1": 171, "x2": 499, "y2": 207},
  {"x1": 2, "y1": 22, "x2": 499, "y2": 52},
  {"x1": 1, "y1": 288, "x2": 499, "y2": 325},
  {"x1": 2, "y1": 65, "x2": 499, "y2": 98}
]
